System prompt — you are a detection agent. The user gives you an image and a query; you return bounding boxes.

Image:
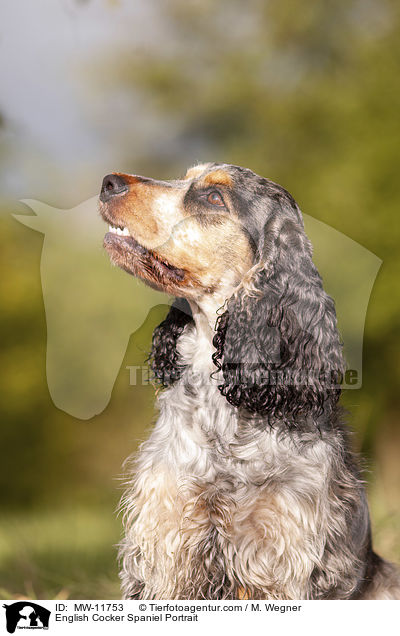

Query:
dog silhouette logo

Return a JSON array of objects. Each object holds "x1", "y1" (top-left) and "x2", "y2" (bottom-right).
[
  {"x1": 3, "y1": 602, "x2": 50, "y2": 633},
  {"x1": 13, "y1": 197, "x2": 162, "y2": 419}
]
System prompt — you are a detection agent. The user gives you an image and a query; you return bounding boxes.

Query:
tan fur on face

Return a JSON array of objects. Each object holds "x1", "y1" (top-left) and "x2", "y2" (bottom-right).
[
  {"x1": 183, "y1": 163, "x2": 211, "y2": 180},
  {"x1": 204, "y1": 169, "x2": 233, "y2": 188},
  {"x1": 156, "y1": 213, "x2": 251, "y2": 291},
  {"x1": 104, "y1": 176, "x2": 173, "y2": 248}
]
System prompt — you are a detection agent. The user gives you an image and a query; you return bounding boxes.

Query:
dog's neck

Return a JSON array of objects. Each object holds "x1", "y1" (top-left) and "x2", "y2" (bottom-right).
[
  {"x1": 181, "y1": 300, "x2": 218, "y2": 375},
  {"x1": 188, "y1": 299, "x2": 218, "y2": 337},
  {"x1": 188, "y1": 268, "x2": 241, "y2": 335}
]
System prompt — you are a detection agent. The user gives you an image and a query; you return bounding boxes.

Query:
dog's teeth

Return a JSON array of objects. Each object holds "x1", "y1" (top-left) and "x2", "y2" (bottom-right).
[{"x1": 108, "y1": 225, "x2": 130, "y2": 236}]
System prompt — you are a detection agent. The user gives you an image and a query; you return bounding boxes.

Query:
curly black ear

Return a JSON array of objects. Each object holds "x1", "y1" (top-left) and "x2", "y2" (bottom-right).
[
  {"x1": 212, "y1": 212, "x2": 345, "y2": 426},
  {"x1": 149, "y1": 298, "x2": 193, "y2": 386}
]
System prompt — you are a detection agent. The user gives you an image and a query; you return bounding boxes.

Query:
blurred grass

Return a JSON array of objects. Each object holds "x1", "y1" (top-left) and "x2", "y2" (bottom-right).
[
  {"x1": 370, "y1": 492, "x2": 400, "y2": 566},
  {"x1": 0, "y1": 506, "x2": 121, "y2": 599}
]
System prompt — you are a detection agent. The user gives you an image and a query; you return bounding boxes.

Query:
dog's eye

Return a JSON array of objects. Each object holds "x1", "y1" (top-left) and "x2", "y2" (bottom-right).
[{"x1": 207, "y1": 191, "x2": 224, "y2": 206}]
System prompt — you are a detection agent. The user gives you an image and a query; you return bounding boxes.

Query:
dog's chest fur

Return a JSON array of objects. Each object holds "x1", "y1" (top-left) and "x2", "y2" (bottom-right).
[{"x1": 120, "y1": 324, "x2": 353, "y2": 599}]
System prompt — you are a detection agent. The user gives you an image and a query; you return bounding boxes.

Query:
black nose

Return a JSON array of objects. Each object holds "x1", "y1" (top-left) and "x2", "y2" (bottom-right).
[{"x1": 100, "y1": 174, "x2": 128, "y2": 202}]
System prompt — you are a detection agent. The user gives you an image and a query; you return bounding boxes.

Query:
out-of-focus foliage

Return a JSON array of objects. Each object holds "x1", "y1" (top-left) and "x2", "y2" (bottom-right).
[{"x1": 0, "y1": 0, "x2": 399, "y2": 597}]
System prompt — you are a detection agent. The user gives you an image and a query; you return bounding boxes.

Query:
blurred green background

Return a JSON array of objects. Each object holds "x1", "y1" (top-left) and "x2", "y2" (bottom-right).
[{"x1": 0, "y1": 0, "x2": 399, "y2": 599}]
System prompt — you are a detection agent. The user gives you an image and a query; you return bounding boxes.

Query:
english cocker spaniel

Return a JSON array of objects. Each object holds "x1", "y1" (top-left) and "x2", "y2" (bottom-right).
[{"x1": 99, "y1": 162, "x2": 400, "y2": 600}]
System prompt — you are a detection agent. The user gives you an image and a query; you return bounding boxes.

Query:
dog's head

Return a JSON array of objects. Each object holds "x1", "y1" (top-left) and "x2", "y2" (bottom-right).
[
  {"x1": 99, "y1": 163, "x2": 344, "y2": 424},
  {"x1": 99, "y1": 163, "x2": 255, "y2": 298}
]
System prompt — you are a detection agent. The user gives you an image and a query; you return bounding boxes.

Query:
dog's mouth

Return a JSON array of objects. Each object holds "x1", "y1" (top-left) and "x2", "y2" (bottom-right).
[{"x1": 103, "y1": 221, "x2": 186, "y2": 291}]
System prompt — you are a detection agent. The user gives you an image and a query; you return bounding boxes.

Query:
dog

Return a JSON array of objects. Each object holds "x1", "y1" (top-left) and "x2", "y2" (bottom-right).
[{"x1": 99, "y1": 162, "x2": 400, "y2": 599}]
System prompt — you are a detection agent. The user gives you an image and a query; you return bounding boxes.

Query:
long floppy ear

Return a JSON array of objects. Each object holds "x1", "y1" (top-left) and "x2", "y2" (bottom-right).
[
  {"x1": 149, "y1": 298, "x2": 193, "y2": 386},
  {"x1": 212, "y1": 212, "x2": 345, "y2": 426}
]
